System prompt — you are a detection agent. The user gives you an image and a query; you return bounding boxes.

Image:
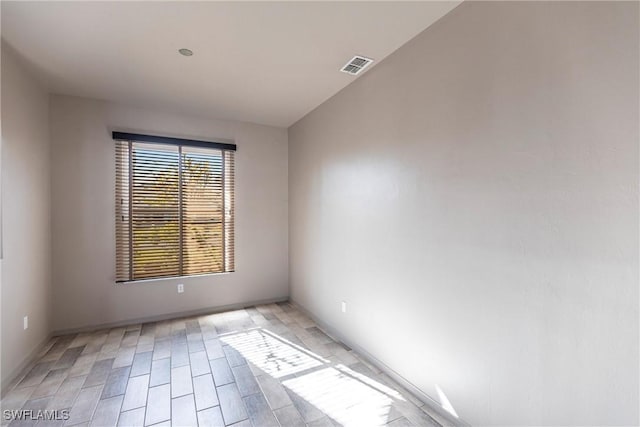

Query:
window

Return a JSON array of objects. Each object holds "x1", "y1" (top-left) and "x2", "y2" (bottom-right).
[{"x1": 114, "y1": 132, "x2": 235, "y2": 282}]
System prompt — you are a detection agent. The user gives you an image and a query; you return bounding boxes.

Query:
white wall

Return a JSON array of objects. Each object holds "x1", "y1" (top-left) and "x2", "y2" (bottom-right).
[
  {"x1": 288, "y1": 2, "x2": 639, "y2": 426},
  {"x1": 50, "y1": 95, "x2": 288, "y2": 332},
  {"x1": 1, "y1": 44, "x2": 52, "y2": 390}
]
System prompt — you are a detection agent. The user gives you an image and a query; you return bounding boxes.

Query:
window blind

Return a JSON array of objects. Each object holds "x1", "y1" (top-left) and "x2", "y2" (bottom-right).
[{"x1": 114, "y1": 133, "x2": 235, "y2": 282}]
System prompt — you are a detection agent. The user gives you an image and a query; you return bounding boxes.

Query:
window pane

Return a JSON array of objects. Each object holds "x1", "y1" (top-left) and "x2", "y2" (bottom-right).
[
  {"x1": 131, "y1": 143, "x2": 180, "y2": 280},
  {"x1": 182, "y1": 147, "x2": 224, "y2": 275},
  {"x1": 115, "y1": 140, "x2": 234, "y2": 282}
]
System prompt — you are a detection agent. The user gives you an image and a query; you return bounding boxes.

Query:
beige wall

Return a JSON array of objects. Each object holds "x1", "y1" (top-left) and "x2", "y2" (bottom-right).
[
  {"x1": 289, "y1": 2, "x2": 639, "y2": 426},
  {"x1": 50, "y1": 95, "x2": 288, "y2": 332},
  {"x1": 1, "y1": 45, "x2": 52, "y2": 390}
]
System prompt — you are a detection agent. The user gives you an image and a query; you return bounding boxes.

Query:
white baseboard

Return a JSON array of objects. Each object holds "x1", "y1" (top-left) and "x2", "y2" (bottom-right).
[{"x1": 289, "y1": 299, "x2": 471, "y2": 427}]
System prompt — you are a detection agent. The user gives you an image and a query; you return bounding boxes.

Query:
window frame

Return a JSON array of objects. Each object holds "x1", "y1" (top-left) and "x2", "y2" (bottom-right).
[{"x1": 113, "y1": 132, "x2": 236, "y2": 283}]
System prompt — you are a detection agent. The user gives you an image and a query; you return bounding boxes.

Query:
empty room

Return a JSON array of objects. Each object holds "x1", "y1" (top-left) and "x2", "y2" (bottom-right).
[{"x1": 0, "y1": 1, "x2": 638, "y2": 426}]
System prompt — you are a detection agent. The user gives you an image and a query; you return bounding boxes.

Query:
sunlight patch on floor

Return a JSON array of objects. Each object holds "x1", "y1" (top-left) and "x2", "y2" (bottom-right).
[
  {"x1": 334, "y1": 364, "x2": 404, "y2": 401},
  {"x1": 283, "y1": 366, "x2": 396, "y2": 426},
  {"x1": 222, "y1": 327, "x2": 408, "y2": 427},
  {"x1": 220, "y1": 328, "x2": 323, "y2": 378}
]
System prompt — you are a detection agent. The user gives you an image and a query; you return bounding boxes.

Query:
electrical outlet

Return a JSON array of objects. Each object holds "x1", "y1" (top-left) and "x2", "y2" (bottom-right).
[
  {"x1": 177, "y1": 284, "x2": 184, "y2": 293},
  {"x1": 23, "y1": 316, "x2": 28, "y2": 330},
  {"x1": 341, "y1": 301, "x2": 347, "y2": 313}
]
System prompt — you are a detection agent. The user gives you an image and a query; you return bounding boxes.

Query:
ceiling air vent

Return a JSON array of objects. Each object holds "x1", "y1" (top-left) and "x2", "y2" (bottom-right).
[{"x1": 340, "y1": 55, "x2": 374, "y2": 75}]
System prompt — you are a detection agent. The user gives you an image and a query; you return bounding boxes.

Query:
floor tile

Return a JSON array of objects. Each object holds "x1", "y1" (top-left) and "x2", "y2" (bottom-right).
[
  {"x1": 152, "y1": 340, "x2": 171, "y2": 361},
  {"x1": 171, "y1": 394, "x2": 197, "y2": 427},
  {"x1": 11, "y1": 396, "x2": 50, "y2": 427},
  {"x1": 200, "y1": 326, "x2": 218, "y2": 341},
  {"x1": 16, "y1": 362, "x2": 54, "y2": 388},
  {"x1": 84, "y1": 359, "x2": 115, "y2": 388},
  {"x1": 187, "y1": 339, "x2": 205, "y2": 354},
  {"x1": 121, "y1": 374, "x2": 149, "y2": 411},
  {"x1": 209, "y1": 358, "x2": 234, "y2": 387},
  {"x1": 217, "y1": 383, "x2": 248, "y2": 426},
  {"x1": 66, "y1": 385, "x2": 103, "y2": 425},
  {"x1": 47, "y1": 376, "x2": 86, "y2": 410},
  {"x1": 196, "y1": 406, "x2": 224, "y2": 427},
  {"x1": 171, "y1": 329, "x2": 187, "y2": 343},
  {"x1": 222, "y1": 346, "x2": 245, "y2": 368},
  {"x1": 325, "y1": 341, "x2": 351, "y2": 354},
  {"x1": 101, "y1": 367, "x2": 131, "y2": 399},
  {"x1": 333, "y1": 348, "x2": 359, "y2": 366},
  {"x1": 89, "y1": 395, "x2": 123, "y2": 427},
  {"x1": 112, "y1": 347, "x2": 136, "y2": 369},
  {"x1": 42, "y1": 336, "x2": 76, "y2": 363},
  {"x1": 145, "y1": 384, "x2": 170, "y2": 426},
  {"x1": 121, "y1": 330, "x2": 140, "y2": 348},
  {"x1": 31, "y1": 369, "x2": 68, "y2": 399},
  {"x1": 170, "y1": 345, "x2": 189, "y2": 369},
  {"x1": 1, "y1": 386, "x2": 36, "y2": 417},
  {"x1": 305, "y1": 327, "x2": 334, "y2": 345},
  {"x1": 117, "y1": 407, "x2": 145, "y2": 427},
  {"x1": 242, "y1": 393, "x2": 278, "y2": 427},
  {"x1": 55, "y1": 347, "x2": 85, "y2": 370},
  {"x1": 140, "y1": 323, "x2": 156, "y2": 337},
  {"x1": 149, "y1": 358, "x2": 170, "y2": 387},
  {"x1": 130, "y1": 352, "x2": 153, "y2": 377},
  {"x1": 204, "y1": 339, "x2": 224, "y2": 360},
  {"x1": 256, "y1": 375, "x2": 291, "y2": 410},
  {"x1": 136, "y1": 336, "x2": 155, "y2": 353},
  {"x1": 170, "y1": 365, "x2": 193, "y2": 398},
  {"x1": 70, "y1": 334, "x2": 93, "y2": 349},
  {"x1": 273, "y1": 405, "x2": 305, "y2": 427},
  {"x1": 95, "y1": 347, "x2": 119, "y2": 362},
  {"x1": 245, "y1": 362, "x2": 268, "y2": 378},
  {"x1": 192, "y1": 374, "x2": 218, "y2": 411},
  {"x1": 69, "y1": 354, "x2": 99, "y2": 378},
  {"x1": 154, "y1": 323, "x2": 171, "y2": 340},
  {"x1": 108, "y1": 329, "x2": 126, "y2": 340},
  {"x1": 188, "y1": 352, "x2": 210, "y2": 377},
  {"x1": 385, "y1": 403, "x2": 405, "y2": 424},
  {"x1": 185, "y1": 320, "x2": 201, "y2": 336},
  {"x1": 231, "y1": 365, "x2": 260, "y2": 397},
  {"x1": 285, "y1": 387, "x2": 325, "y2": 423}
]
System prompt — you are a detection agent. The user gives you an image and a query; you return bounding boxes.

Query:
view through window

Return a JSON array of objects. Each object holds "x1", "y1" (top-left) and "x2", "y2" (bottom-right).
[{"x1": 115, "y1": 135, "x2": 235, "y2": 282}]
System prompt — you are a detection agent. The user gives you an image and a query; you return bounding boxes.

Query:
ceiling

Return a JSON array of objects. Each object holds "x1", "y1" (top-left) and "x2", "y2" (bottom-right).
[{"x1": 2, "y1": 1, "x2": 460, "y2": 127}]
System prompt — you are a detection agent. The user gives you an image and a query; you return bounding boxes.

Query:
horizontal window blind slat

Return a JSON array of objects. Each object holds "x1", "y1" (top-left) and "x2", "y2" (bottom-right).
[{"x1": 115, "y1": 139, "x2": 234, "y2": 282}]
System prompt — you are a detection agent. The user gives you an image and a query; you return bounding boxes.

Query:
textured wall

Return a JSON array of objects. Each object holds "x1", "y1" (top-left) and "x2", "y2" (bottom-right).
[
  {"x1": 50, "y1": 95, "x2": 288, "y2": 332},
  {"x1": 289, "y1": 2, "x2": 639, "y2": 425},
  {"x1": 1, "y1": 45, "x2": 52, "y2": 390}
]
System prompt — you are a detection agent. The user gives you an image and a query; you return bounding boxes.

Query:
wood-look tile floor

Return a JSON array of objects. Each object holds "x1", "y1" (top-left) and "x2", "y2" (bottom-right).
[{"x1": 1, "y1": 302, "x2": 441, "y2": 427}]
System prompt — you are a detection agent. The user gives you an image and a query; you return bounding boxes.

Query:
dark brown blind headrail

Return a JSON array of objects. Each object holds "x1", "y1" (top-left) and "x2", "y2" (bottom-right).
[
  {"x1": 115, "y1": 135, "x2": 235, "y2": 282},
  {"x1": 113, "y1": 132, "x2": 236, "y2": 151}
]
